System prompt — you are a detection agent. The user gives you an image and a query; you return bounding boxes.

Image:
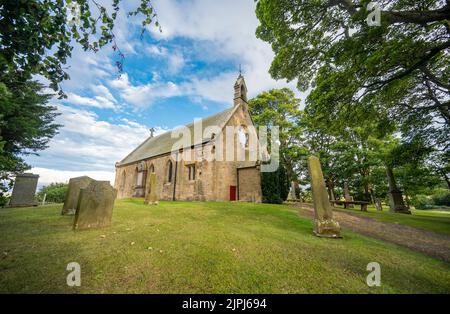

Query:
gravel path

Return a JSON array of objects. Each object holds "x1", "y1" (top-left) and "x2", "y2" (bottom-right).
[{"x1": 293, "y1": 203, "x2": 450, "y2": 263}]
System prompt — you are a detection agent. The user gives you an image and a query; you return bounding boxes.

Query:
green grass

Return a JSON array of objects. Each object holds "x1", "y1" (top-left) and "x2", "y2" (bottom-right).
[
  {"x1": 0, "y1": 199, "x2": 449, "y2": 293},
  {"x1": 333, "y1": 204, "x2": 450, "y2": 236}
]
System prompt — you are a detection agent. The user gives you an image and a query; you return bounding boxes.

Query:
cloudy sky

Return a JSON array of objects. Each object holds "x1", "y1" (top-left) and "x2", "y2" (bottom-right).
[{"x1": 26, "y1": 0, "x2": 301, "y2": 188}]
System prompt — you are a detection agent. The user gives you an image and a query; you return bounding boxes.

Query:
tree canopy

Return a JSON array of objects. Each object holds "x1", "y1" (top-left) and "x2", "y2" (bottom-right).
[
  {"x1": 255, "y1": 0, "x2": 450, "y2": 150},
  {"x1": 0, "y1": 0, "x2": 158, "y2": 97}
]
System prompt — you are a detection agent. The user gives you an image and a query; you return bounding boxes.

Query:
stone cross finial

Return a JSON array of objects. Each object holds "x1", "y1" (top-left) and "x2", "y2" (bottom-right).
[
  {"x1": 149, "y1": 127, "x2": 155, "y2": 138},
  {"x1": 308, "y1": 156, "x2": 341, "y2": 238}
]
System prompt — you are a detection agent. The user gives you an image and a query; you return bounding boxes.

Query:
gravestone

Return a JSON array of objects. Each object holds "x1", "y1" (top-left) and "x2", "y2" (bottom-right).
[
  {"x1": 144, "y1": 173, "x2": 158, "y2": 205},
  {"x1": 343, "y1": 181, "x2": 354, "y2": 208},
  {"x1": 73, "y1": 181, "x2": 117, "y2": 230},
  {"x1": 386, "y1": 167, "x2": 411, "y2": 214},
  {"x1": 62, "y1": 176, "x2": 94, "y2": 215},
  {"x1": 9, "y1": 173, "x2": 39, "y2": 207},
  {"x1": 308, "y1": 156, "x2": 341, "y2": 238}
]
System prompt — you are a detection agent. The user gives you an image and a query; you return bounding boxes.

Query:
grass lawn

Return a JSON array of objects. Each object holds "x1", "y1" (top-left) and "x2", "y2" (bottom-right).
[
  {"x1": 0, "y1": 199, "x2": 449, "y2": 293},
  {"x1": 333, "y1": 204, "x2": 450, "y2": 236}
]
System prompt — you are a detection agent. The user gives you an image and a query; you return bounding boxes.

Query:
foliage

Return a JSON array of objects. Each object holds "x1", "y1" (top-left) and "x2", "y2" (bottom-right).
[
  {"x1": 261, "y1": 160, "x2": 289, "y2": 204},
  {"x1": 432, "y1": 190, "x2": 450, "y2": 206},
  {"x1": 36, "y1": 183, "x2": 68, "y2": 204},
  {"x1": 0, "y1": 0, "x2": 159, "y2": 97},
  {"x1": 410, "y1": 194, "x2": 434, "y2": 209},
  {"x1": 0, "y1": 194, "x2": 9, "y2": 207},
  {"x1": 0, "y1": 80, "x2": 60, "y2": 195},
  {"x1": 255, "y1": 0, "x2": 450, "y2": 151},
  {"x1": 248, "y1": 88, "x2": 307, "y2": 181}
]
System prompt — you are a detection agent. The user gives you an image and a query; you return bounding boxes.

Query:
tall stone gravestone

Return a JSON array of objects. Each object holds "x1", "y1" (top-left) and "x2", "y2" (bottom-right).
[
  {"x1": 62, "y1": 176, "x2": 94, "y2": 215},
  {"x1": 144, "y1": 173, "x2": 158, "y2": 205},
  {"x1": 308, "y1": 156, "x2": 341, "y2": 238},
  {"x1": 73, "y1": 181, "x2": 117, "y2": 230},
  {"x1": 343, "y1": 181, "x2": 354, "y2": 208},
  {"x1": 9, "y1": 173, "x2": 39, "y2": 207}
]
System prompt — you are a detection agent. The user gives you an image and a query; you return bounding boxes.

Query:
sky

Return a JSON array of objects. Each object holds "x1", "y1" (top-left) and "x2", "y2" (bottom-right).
[{"x1": 26, "y1": 0, "x2": 303, "y2": 188}]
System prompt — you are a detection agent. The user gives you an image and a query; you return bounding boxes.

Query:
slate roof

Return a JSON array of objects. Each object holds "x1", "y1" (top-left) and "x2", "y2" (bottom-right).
[{"x1": 117, "y1": 106, "x2": 238, "y2": 166}]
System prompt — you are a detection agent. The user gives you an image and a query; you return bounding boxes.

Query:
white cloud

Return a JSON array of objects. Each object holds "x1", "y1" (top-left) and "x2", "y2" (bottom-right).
[
  {"x1": 144, "y1": 0, "x2": 304, "y2": 104},
  {"x1": 109, "y1": 73, "x2": 185, "y2": 107},
  {"x1": 64, "y1": 92, "x2": 117, "y2": 109},
  {"x1": 32, "y1": 167, "x2": 116, "y2": 187},
  {"x1": 26, "y1": 105, "x2": 167, "y2": 176}
]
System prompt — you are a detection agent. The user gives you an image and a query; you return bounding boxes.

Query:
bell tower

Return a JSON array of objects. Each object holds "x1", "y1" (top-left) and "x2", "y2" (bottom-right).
[{"x1": 233, "y1": 67, "x2": 248, "y2": 107}]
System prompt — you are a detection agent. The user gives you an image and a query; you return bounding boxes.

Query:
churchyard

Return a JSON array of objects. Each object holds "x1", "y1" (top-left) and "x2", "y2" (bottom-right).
[{"x1": 1, "y1": 198, "x2": 449, "y2": 293}]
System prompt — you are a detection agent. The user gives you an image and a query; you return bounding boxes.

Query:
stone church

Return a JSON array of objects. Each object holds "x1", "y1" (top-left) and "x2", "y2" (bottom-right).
[{"x1": 114, "y1": 75, "x2": 263, "y2": 202}]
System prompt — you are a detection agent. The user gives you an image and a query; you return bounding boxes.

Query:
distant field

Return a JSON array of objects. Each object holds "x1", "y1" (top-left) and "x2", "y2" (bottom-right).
[
  {"x1": 333, "y1": 204, "x2": 450, "y2": 236},
  {"x1": 0, "y1": 199, "x2": 449, "y2": 293}
]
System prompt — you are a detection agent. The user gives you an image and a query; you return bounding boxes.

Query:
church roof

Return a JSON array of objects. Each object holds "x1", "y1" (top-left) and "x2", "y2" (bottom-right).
[{"x1": 117, "y1": 105, "x2": 238, "y2": 166}]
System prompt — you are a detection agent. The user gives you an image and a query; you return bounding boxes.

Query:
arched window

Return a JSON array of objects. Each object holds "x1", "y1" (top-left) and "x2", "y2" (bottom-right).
[
  {"x1": 238, "y1": 126, "x2": 249, "y2": 148},
  {"x1": 167, "y1": 160, "x2": 173, "y2": 183},
  {"x1": 149, "y1": 164, "x2": 155, "y2": 173},
  {"x1": 135, "y1": 161, "x2": 147, "y2": 187}
]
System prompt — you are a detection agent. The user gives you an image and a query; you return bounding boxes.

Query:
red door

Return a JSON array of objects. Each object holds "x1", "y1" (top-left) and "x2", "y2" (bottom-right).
[{"x1": 230, "y1": 186, "x2": 237, "y2": 201}]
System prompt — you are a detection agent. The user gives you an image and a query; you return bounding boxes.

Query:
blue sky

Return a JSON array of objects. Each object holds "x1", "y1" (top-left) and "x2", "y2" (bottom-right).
[{"x1": 26, "y1": 0, "x2": 303, "y2": 186}]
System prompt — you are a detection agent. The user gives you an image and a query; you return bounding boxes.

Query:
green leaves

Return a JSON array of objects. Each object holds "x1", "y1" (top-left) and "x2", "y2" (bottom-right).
[
  {"x1": 0, "y1": 1, "x2": 160, "y2": 96},
  {"x1": 255, "y1": 0, "x2": 450, "y2": 151}
]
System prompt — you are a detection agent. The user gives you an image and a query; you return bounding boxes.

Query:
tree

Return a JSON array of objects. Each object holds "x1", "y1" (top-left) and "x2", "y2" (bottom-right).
[
  {"x1": 0, "y1": 0, "x2": 159, "y2": 194},
  {"x1": 37, "y1": 183, "x2": 69, "y2": 203},
  {"x1": 255, "y1": 0, "x2": 450, "y2": 150},
  {"x1": 0, "y1": 80, "x2": 60, "y2": 194},
  {"x1": 248, "y1": 88, "x2": 306, "y2": 182},
  {"x1": 261, "y1": 159, "x2": 290, "y2": 203},
  {"x1": 0, "y1": 0, "x2": 159, "y2": 97}
]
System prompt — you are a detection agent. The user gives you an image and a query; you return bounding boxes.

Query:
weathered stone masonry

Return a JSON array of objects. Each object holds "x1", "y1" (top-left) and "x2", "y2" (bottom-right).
[{"x1": 114, "y1": 75, "x2": 262, "y2": 202}]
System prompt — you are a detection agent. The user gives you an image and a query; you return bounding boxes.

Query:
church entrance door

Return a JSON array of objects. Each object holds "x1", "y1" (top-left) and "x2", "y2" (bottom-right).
[{"x1": 229, "y1": 186, "x2": 236, "y2": 201}]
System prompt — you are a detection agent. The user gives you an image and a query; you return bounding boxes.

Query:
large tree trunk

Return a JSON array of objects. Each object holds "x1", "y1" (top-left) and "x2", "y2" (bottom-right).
[
  {"x1": 386, "y1": 166, "x2": 411, "y2": 214},
  {"x1": 326, "y1": 178, "x2": 335, "y2": 202}
]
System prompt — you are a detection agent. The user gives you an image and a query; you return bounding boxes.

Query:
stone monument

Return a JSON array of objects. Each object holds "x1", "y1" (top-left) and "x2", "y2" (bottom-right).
[
  {"x1": 343, "y1": 181, "x2": 354, "y2": 208},
  {"x1": 9, "y1": 173, "x2": 39, "y2": 207},
  {"x1": 62, "y1": 176, "x2": 94, "y2": 215},
  {"x1": 73, "y1": 181, "x2": 117, "y2": 230},
  {"x1": 144, "y1": 173, "x2": 158, "y2": 205},
  {"x1": 308, "y1": 156, "x2": 341, "y2": 238}
]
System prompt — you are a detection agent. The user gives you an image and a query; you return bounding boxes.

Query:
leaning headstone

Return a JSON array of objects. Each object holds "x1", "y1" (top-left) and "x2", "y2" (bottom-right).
[
  {"x1": 144, "y1": 173, "x2": 158, "y2": 205},
  {"x1": 73, "y1": 181, "x2": 117, "y2": 230},
  {"x1": 308, "y1": 156, "x2": 341, "y2": 238},
  {"x1": 386, "y1": 167, "x2": 411, "y2": 214},
  {"x1": 62, "y1": 176, "x2": 94, "y2": 215},
  {"x1": 9, "y1": 173, "x2": 39, "y2": 207},
  {"x1": 343, "y1": 181, "x2": 354, "y2": 208}
]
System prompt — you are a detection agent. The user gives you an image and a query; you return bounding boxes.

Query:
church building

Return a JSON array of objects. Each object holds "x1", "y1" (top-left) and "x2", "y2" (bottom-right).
[{"x1": 114, "y1": 75, "x2": 263, "y2": 202}]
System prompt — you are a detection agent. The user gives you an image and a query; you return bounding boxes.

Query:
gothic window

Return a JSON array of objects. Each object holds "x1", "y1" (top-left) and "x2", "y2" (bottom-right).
[
  {"x1": 238, "y1": 126, "x2": 249, "y2": 148},
  {"x1": 187, "y1": 164, "x2": 196, "y2": 181},
  {"x1": 149, "y1": 164, "x2": 155, "y2": 173},
  {"x1": 167, "y1": 160, "x2": 173, "y2": 183},
  {"x1": 135, "y1": 168, "x2": 144, "y2": 187},
  {"x1": 135, "y1": 161, "x2": 147, "y2": 187}
]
